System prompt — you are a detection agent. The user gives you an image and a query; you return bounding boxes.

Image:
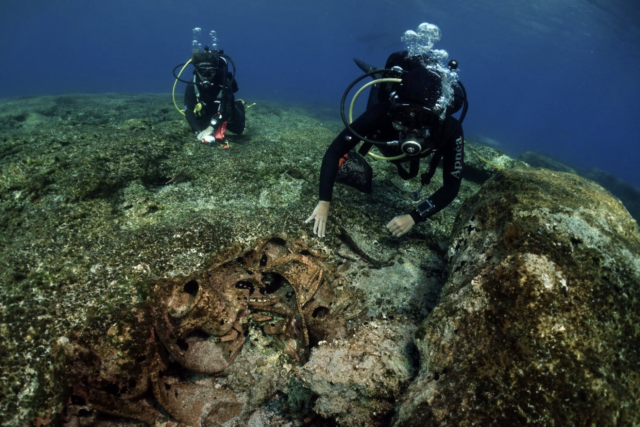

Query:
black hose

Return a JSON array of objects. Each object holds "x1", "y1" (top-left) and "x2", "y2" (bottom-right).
[
  {"x1": 445, "y1": 80, "x2": 468, "y2": 142},
  {"x1": 172, "y1": 63, "x2": 194, "y2": 84},
  {"x1": 339, "y1": 69, "x2": 404, "y2": 147},
  {"x1": 221, "y1": 53, "x2": 236, "y2": 81}
]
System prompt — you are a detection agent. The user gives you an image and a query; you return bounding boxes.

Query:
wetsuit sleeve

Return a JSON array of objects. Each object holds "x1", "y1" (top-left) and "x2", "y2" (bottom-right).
[
  {"x1": 420, "y1": 150, "x2": 443, "y2": 186},
  {"x1": 184, "y1": 85, "x2": 201, "y2": 134},
  {"x1": 410, "y1": 123, "x2": 464, "y2": 223},
  {"x1": 318, "y1": 107, "x2": 381, "y2": 201}
]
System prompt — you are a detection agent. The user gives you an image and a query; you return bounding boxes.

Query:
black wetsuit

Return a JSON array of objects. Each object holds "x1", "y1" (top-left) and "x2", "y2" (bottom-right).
[
  {"x1": 319, "y1": 102, "x2": 464, "y2": 224},
  {"x1": 184, "y1": 59, "x2": 245, "y2": 136}
]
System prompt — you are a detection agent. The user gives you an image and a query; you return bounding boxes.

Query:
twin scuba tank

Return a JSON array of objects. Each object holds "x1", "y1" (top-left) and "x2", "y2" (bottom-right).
[{"x1": 171, "y1": 46, "x2": 237, "y2": 119}]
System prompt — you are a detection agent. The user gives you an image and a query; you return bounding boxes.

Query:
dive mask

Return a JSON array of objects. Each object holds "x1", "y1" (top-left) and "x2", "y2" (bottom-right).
[{"x1": 196, "y1": 63, "x2": 216, "y2": 88}]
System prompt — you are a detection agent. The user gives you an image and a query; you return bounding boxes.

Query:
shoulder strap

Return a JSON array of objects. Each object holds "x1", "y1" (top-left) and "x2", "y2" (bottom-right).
[{"x1": 358, "y1": 142, "x2": 373, "y2": 156}]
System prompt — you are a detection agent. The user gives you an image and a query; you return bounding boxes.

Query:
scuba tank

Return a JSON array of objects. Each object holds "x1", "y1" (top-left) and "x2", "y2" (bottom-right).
[
  {"x1": 171, "y1": 46, "x2": 237, "y2": 117},
  {"x1": 340, "y1": 56, "x2": 468, "y2": 160}
]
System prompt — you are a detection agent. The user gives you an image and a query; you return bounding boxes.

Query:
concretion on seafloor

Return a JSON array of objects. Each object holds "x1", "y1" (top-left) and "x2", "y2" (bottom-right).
[
  {"x1": 297, "y1": 319, "x2": 419, "y2": 427},
  {"x1": 58, "y1": 235, "x2": 363, "y2": 426},
  {"x1": 1, "y1": 94, "x2": 456, "y2": 427},
  {"x1": 10, "y1": 95, "x2": 639, "y2": 426},
  {"x1": 392, "y1": 168, "x2": 640, "y2": 426}
]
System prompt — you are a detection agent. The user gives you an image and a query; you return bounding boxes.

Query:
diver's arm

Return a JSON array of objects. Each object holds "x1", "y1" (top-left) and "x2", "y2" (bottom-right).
[
  {"x1": 318, "y1": 107, "x2": 380, "y2": 201},
  {"x1": 310, "y1": 129, "x2": 359, "y2": 238},
  {"x1": 305, "y1": 200, "x2": 330, "y2": 238},
  {"x1": 184, "y1": 85, "x2": 202, "y2": 133},
  {"x1": 318, "y1": 129, "x2": 360, "y2": 201},
  {"x1": 421, "y1": 150, "x2": 443, "y2": 185},
  {"x1": 309, "y1": 107, "x2": 380, "y2": 237},
  {"x1": 386, "y1": 214, "x2": 415, "y2": 237},
  {"x1": 409, "y1": 125, "x2": 464, "y2": 224}
]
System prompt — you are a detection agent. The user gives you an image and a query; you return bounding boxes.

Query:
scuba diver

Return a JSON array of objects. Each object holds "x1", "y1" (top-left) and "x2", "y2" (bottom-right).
[
  {"x1": 305, "y1": 23, "x2": 467, "y2": 238},
  {"x1": 172, "y1": 29, "x2": 245, "y2": 146}
]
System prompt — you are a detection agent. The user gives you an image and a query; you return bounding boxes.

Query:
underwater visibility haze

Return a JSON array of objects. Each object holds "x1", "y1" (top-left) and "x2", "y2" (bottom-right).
[{"x1": 1, "y1": 0, "x2": 640, "y2": 187}]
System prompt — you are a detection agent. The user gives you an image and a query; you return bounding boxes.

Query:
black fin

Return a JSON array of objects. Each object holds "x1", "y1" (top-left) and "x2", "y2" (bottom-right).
[{"x1": 354, "y1": 57, "x2": 377, "y2": 73}]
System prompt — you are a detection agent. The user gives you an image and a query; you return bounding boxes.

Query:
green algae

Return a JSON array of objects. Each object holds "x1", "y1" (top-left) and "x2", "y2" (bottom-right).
[
  {"x1": 2, "y1": 93, "x2": 633, "y2": 426},
  {"x1": 1, "y1": 93, "x2": 464, "y2": 424},
  {"x1": 396, "y1": 168, "x2": 640, "y2": 426}
]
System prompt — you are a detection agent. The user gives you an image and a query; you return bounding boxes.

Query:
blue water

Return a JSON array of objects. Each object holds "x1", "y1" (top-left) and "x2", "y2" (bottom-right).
[{"x1": 2, "y1": 0, "x2": 640, "y2": 187}]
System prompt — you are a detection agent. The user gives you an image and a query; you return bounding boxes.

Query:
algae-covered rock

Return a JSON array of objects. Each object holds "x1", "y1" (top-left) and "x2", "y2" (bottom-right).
[
  {"x1": 463, "y1": 140, "x2": 529, "y2": 183},
  {"x1": 296, "y1": 319, "x2": 418, "y2": 427},
  {"x1": 0, "y1": 94, "x2": 339, "y2": 425},
  {"x1": 583, "y1": 167, "x2": 640, "y2": 222},
  {"x1": 0, "y1": 94, "x2": 472, "y2": 426},
  {"x1": 393, "y1": 168, "x2": 640, "y2": 426},
  {"x1": 518, "y1": 150, "x2": 578, "y2": 174},
  {"x1": 517, "y1": 151, "x2": 640, "y2": 222},
  {"x1": 4, "y1": 93, "x2": 638, "y2": 427}
]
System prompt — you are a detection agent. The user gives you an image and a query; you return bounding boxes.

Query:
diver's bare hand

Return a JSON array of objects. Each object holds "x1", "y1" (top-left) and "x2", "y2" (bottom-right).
[
  {"x1": 386, "y1": 214, "x2": 415, "y2": 237},
  {"x1": 305, "y1": 201, "x2": 330, "y2": 238},
  {"x1": 196, "y1": 126, "x2": 214, "y2": 141}
]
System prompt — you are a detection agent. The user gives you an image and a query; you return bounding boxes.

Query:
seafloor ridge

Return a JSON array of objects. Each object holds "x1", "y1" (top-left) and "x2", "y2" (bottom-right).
[{"x1": 0, "y1": 94, "x2": 638, "y2": 426}]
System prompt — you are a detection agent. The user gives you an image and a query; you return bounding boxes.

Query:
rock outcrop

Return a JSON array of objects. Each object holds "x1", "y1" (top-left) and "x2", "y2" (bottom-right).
[
  {"x1": 463, "y1": 141, "x2": 529, "y2": 184},
  {"x1": 297, "y1": 320, "x2": 418, "y2": 427},
  {"x1": 393, "y1": 168, "x2": 640, "y2": 426},
  {"x1": 0, "y1": 95, "x2": 456, "y2": 425},
  {"x1": 583, "y1": 167, "x2": 640, "y2": 222},
  {"x1": 3, "y1": 94, "x2": 639, "y2": 426},
  {"x1": 518, "y1": 151, "x2": 578, "y2": 174},
  {"x1": 518, "y1": 151, "x2": 640, "y2": 221}
]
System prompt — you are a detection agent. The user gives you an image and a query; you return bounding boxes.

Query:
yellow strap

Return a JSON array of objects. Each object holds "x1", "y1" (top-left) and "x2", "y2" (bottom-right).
[{"x1": 466, "y1": 145, "x2": 505, "y2": 170}]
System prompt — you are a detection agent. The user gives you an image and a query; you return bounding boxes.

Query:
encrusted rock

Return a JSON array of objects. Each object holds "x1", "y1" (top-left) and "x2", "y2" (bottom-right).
[
  {"x1": 60, "y1": 235, "x2": 362, "y2": 426},
  {"x1": 463, "y1": 141, "x2": 529, "y2": 184},
  {"x1": 297, "y1": 320, "x2": 418, "y2": 427},
  {"x1": 393, "y1": 168, "x2": 640, "y2": 426},
  {"x1": 517, "y1": 151, "x2": 577, "y2": 174}
]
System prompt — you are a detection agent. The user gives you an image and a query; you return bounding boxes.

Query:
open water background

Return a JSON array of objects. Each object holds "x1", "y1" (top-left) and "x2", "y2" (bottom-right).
[{"x1": 1, "y1": 0, "x2": 639, "y2": 187}]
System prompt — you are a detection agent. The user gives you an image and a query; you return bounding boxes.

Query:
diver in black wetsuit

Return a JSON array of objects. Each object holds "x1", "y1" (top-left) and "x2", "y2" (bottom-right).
[
  {"x1": 183, "y1": 48, "x2": 245, "y2": 145},
  {"x1": 306, "y1": 50, "x2": 466, "y2": 238}
]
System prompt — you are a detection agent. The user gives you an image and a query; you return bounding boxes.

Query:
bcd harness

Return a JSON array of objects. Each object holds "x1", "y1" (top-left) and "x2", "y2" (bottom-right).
[
  {"x1": 192, "y1": 57, "x2": 229, "y2": 119},
  {"x1": 357, "y1": 140, "x2": 439, "y2": 185}
]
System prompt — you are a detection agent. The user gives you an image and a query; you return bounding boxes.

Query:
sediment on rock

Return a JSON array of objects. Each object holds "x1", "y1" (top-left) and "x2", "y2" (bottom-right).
[{"x1": 393, "y1": 168, "x2": 640, "y2": 426}]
